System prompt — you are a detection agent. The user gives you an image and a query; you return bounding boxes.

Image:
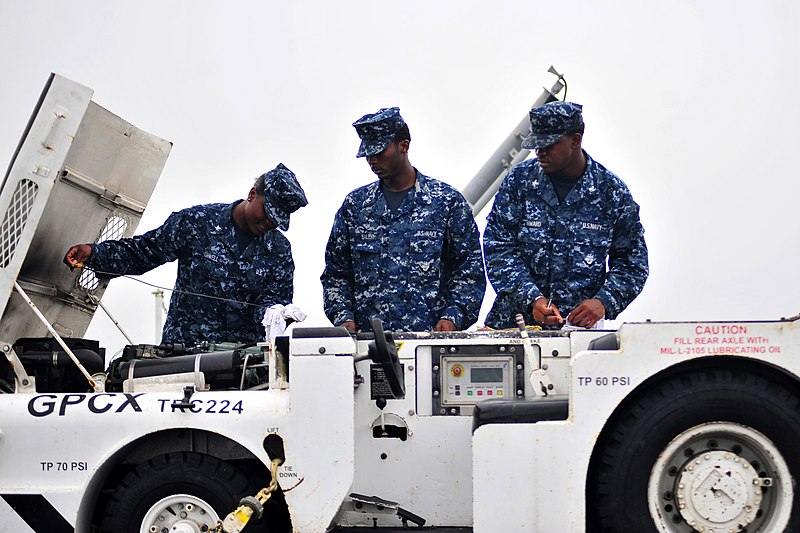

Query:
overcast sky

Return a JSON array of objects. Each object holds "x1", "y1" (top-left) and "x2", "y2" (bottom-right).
[{"x1": 1, "y1": 1, "x2": 798, "y2": 356}]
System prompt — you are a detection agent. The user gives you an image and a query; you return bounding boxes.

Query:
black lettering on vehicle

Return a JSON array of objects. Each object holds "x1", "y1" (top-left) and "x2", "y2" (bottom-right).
[
  {"x1": 88, "y1": 394, "x2": 115, "y2": 414},
  {"x1": 28, "y1": 394, "x2": 57, "y2": 417},
  {"x1": 206, "y1": 399, "x2": 217, "y2": 413},
  {"x1": 59, "y1": 394, "x2": 84, "y2": 416},
  {"x1": 176, "y1": 398, "x2": 245, "y2": 414},
  {"x1": 28, "y1": 393, "x2": 145, "y2": 417},
  {"x1": 219, "y1": 400, "x2": 231, "y2": 414},
  {"x1": 115, "y1": 393, "x2": 144, "y2": 413}
]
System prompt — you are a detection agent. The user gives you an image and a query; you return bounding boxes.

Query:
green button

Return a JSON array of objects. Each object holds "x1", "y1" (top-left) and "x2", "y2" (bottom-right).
[{"x1": 467, "y1": 391, "x2": 473, "y2": 396}]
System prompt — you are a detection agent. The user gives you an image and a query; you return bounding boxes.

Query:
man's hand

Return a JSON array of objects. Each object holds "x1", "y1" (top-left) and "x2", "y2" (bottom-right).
[
  {"x1": 532, "y1": 296, "x2": 564, "y2": 326},
  {"x1": 339, "y1": 321, "x2": 357, "y2": 334},
  {"x1": 63, "y1": 244, "x2": 92, "y2": 271},
  {"x1": 567, "y1": 299, "x2": 605, "y2": 328},
  {"x1": 434, "y1": 319, "x2": 456, "y2": 332}
]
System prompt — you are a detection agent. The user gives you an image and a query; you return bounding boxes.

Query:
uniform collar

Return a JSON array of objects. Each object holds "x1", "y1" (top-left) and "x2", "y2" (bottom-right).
[
  {"x1": 402, "y1": 169, "x2": 433, "y2": 208},
  {"x1": 362, "y1": 168, "x2": 432, "y2": 212},
  {"x1": 217, "y1": 200, "x2": 272, "y2": 253},
  {"x1": 212, "y1": 201, "x2": 241, "y2": 235},
  {"x1": 533, "y1": 151, "x2": 599, "y2": 207},
  {"x1": 562, "y1": 152, "x2": 600, "y2": 206}
]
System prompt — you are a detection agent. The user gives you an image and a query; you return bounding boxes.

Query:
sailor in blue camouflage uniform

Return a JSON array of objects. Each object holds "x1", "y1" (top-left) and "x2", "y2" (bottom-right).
[
  {"x1": 63, "y1": 163, "x2": 308, "y2": 346},
  {"x1": 483, "y1": 101, "x2": 648, "y2": 329},
  {"x1": 321, "y1": 107, "x2": 485, "y2": 333}
]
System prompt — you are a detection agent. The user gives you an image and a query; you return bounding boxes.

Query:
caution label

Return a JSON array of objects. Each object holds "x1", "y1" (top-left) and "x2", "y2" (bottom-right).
[{"x1": 659, "y1": 325, "x2": 781, "y2": 356}]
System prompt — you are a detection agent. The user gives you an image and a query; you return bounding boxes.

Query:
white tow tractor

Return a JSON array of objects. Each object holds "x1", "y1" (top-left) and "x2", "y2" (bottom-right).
[{"x1": 0, "y1": 72, "x2": 798, "y2": 533}]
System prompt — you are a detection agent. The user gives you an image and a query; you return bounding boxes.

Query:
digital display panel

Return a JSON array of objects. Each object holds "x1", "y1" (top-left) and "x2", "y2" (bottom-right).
[{"x1": 470, "y1": 367, "x2": 504, "y2": 383}]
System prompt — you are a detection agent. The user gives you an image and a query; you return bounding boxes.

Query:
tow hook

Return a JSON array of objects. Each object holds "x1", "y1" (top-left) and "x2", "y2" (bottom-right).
[{"x1": 214, "y1": 458, "x2": 284, "y2": 532}]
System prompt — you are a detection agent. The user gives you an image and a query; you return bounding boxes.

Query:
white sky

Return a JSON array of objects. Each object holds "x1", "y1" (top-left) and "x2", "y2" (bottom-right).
[{"x1": 1, "y1": 1, "x2": 799, "y2": 356}]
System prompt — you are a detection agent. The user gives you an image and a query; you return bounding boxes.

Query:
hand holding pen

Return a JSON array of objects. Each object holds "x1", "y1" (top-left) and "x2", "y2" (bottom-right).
[{"x1": 531, "y1": 294, "x2": 563, "y2": 326}]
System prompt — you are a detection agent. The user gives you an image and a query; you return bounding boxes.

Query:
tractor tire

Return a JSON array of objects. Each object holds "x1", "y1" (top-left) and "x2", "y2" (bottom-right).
[
  {"x1": 588, "y1": 365, "x2": 800, "y2": 532},
  {"x1": 98, "y1": 452, "x2": 283, "y2": 533}
]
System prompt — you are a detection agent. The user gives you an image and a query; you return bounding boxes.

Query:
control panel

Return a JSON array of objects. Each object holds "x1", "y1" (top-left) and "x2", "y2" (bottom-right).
[{"x1": 431, "y1": 344, "x2": 525, "y2": 416}]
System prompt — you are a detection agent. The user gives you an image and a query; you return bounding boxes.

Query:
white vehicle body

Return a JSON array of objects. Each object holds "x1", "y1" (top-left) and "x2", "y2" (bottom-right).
[{"x1": 1, "y1": 74, "x2": 798, "y2": 533}]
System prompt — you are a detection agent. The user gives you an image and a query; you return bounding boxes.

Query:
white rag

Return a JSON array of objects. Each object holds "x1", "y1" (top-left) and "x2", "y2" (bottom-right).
[{"x1": 262, "y1": 304, "x2": 307, "y2": 341}]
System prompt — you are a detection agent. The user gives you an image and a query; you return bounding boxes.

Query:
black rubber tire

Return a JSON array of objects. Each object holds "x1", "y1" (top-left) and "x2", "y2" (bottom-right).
[
  {"x1": 587, "y1": 365, "x2": 800, "y2": 532},
  {"x1": 99, "y1": 452, "x2": 278, "y2": 533}
]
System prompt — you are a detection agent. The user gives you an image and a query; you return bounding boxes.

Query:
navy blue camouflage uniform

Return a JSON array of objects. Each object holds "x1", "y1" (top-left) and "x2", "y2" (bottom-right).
[
  {"x1": 321, "y1": 108, "x2": 486, "y2": 332},
  {"x1": 322, "y1": 172, "x2": 486, "y2": 332},
  {"x1": 88, "y1": 164, "x2": 306, "y2": 345},
  {"x1": 483, "y1": 103, "x2": 648, "y2": 328}
]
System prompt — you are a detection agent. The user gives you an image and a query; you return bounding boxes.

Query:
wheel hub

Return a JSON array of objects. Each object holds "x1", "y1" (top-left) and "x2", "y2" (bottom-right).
[
  {"x1": 141, "y1": 495, "x2": 220, "y2": 533},
  {"x1": 648, "y1": 422, "x2": 792, "y2": 533},
  {"x1": 168, "y1": 522, "x2": 206, "y2": 533},
  {"x1": 675, "y1": 450, "x2": 762, "y2": 531}
]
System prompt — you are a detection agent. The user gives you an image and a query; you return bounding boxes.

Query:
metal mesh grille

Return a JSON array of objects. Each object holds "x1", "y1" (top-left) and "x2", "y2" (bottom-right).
[
  {"x1": 0, "y1": 179, "x2": 39, "y2": 268},
  {"x1": 98, "y1": 214, "x2": 129, "y2": 242},
  {"x1": 78, "y1": 213, "x2": 130, "y2": 292}
]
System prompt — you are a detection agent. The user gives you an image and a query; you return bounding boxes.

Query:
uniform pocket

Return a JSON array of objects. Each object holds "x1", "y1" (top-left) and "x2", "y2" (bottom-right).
[
  {"x1": 409, "y1": 229, "x2": 443, "y2": 282},
  {"x1": 518, "y1": 223, "x2": 549, "y2": 244},
  {"x1": 243, "y1": 258, "x2": 273, "y2": 301},
  {"x1": 353, "y1": 239, "x2": 381, "y2": 256},
  {"x1": 409, "y1": 229, "x2": 444, "y2": 254},
  {"x1": 193, "y1": 251, "x2": 228, "y2": 286},
  {"x1": 352, "y1": 240, "x2": 381, "y2": 283},
  {"x1": 517, "y1": 222, "x2": 549, "y2": 265},
  {"x1": 572, "y1": 228, "x2": 611, "y2": 268}
]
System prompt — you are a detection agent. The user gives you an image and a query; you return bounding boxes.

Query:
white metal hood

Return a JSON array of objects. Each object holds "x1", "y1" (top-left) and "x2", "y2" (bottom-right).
[{"x1": 0, "y1": 73, "x2": 171, "y2": 342}]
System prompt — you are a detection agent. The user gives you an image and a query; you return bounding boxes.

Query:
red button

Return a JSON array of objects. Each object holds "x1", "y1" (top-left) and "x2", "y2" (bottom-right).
[{"x1": 477, "y1": 391, "x2": 483, "y2": 396}]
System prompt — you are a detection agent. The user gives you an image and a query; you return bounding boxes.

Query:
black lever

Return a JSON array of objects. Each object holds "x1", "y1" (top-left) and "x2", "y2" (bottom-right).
[{"x1": 171, "y1": 386, "x2": 195, "y2": 410}]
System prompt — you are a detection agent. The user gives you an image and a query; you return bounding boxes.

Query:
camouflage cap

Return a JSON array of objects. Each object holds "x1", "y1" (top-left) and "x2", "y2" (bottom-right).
[
  {"x1": 521, "y1": 101, "x2": 584, "y2": 150},
  {"x1": 261, "y1": 163, "x2": 308, "y2": 231},
  {"x1": 352, "y1": 107, "x2": 405, "y2": 158}
]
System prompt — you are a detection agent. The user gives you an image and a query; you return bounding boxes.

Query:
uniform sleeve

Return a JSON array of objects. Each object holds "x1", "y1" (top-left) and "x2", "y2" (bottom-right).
[
  {"x1": 320, "y1": 203, "x2": 356, "y2": 326},
  {"x1": 439, "y1": 194, "x2": 486, "y2": 329},
  {"x1": 594, "y1": 193, "x2": 649, "y2": 319},
  {"x1": 88, "y1": 210, "x2": 188, "y2": 277},
  {"x1": 482, "y1": 170, "x2": 543, "y2": 308}
]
